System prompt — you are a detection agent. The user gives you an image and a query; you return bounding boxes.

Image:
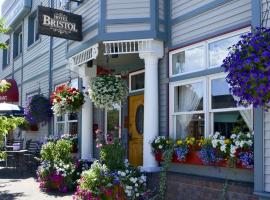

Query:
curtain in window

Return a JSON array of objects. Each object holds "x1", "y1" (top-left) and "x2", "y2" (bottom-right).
[
  {"x1": 176, "y1": 83, "x2": 203, "y2": 138},
  {"x1": 232, "y1": 95, "x2": 253, "y2": 131}
]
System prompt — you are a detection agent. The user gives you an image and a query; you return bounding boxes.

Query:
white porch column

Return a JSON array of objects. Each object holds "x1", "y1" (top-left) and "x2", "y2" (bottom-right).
[
  {"x1": 78, "y1": 66, "x2": 97, "y2": 161},
  {"x1": 139, "y1": 40, "x2": 164, "y2": 171}
]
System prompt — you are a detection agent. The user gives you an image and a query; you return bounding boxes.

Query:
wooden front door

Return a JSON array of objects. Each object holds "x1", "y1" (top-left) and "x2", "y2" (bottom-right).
[{"x1": 128, "y1": 94, "x2": 144, "y2": 167}]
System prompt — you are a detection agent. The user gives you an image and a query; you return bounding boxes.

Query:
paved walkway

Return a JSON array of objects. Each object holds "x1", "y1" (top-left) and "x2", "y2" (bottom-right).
[{"x1": 0, "y1": 168, "x2": 73, "y2": 200}]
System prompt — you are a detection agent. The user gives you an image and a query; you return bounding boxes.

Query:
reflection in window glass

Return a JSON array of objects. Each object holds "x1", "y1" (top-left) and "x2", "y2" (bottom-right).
[
  {"x1": 211, "y1": 78, "x2": 237, "y2": 109},
  {"x1": 57, "y1": 123, "x2": 65, "y2": 136},
  {"x1": 107, "y1": 109, "x2": 120, "y2": 141},
  {"x1": 131, "y1": 72, "x2": 144, "y2": 91},
  {"x1": 175, "y1": 114, "x2": 204, "y2": 139},
  {"x1": 172, "y1": 46, "x2": 204, "y2": 75},
  {"x1": 209, "y1": 35, "x2": 241, "y2": 67},
  {"x1": 68, "y1": 122, "x2": 78, "y2": 135},
  {"x1": 213, "y1": 110, "x2": 252, "y2": 138},
  {"x1": 57, "y1": 115, "x2": 65, "y2": 122},
  {"x1": 174, "y1": 82, "x2": 203, "y2": 112}
]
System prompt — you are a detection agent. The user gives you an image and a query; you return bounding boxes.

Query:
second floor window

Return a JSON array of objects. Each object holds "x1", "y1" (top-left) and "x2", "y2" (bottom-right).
[
  {"x1": 28, "y1": 13, "x2": 39, "y2": 46},
  {"x1": 2, "y1": 39, "x2": 10, "y2": 68},
  {"x1": 13, "y1": 27, "x2": 23, "y2": 58}
]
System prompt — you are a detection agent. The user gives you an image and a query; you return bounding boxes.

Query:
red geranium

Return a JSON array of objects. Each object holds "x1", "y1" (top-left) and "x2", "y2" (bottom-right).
[{"x1": 51, "y1": 84, "x2": 85, "y2": 115}]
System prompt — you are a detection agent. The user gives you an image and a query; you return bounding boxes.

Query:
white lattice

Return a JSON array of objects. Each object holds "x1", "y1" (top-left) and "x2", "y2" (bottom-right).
[
  {"x1": 70, "y1": 44, "x2": 99, "y2": 67},
  {"x1": 103, "y1": 39, "x2": 154, "y2": 55}
]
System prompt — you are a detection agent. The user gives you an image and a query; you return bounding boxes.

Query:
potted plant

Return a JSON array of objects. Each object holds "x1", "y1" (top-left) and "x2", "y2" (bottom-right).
[
  {"x1": 51, "y1": 84, "x2": 85, "y2": 116},
  {"x1": 88, "y1": 75, "x2": 128, "y2": 110},
  {"x1": 222, "y1": 27, "x2": 270, "y2": 109},
  {"x1": 151, "y1": 136, "x2": 173, "y2": 162}
]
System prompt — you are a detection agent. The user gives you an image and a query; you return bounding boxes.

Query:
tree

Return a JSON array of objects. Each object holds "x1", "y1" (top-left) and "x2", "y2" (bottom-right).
[{"x1": 0, "y1": 18, "x2": 9, "y2": 49}]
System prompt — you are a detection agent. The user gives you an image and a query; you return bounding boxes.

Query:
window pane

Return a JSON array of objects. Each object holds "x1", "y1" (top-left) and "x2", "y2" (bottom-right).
[
  {"x1": 57, "y1": 115, "x2": 65, "y2": 122},
  {"x1": 213, "y1": 110, "x2": 253, "y2": 138},
  {"x1": 172, "y1": 46, "x2": 204, "y2": 75},
  {"x1": 56, "y1": 123, "x2": 65, "y2": 136},
  {"x1": 175, "y1": 114, "x2": 204, "y2": 139},
  {"x1": 68, "y1": 113, "x2": 78, "y2": 120},
  {"x1": 107, "y1": 109, "x2": 120, "y2": 138},
  {"x1": 131, "y1": 72, "x2": 144, "y2": 91},
  {"x1": 68, "y1": 122, "x2": 78, "y2": 135},
  {"x1": 209, "y1": 35, "x2": 241, "y2": 67},
  {"x1": 174, "y1": 82, "x2": 203, "y2": 112},
  {"x1": 211, "y1": 78, "x2": 237, "y2": 109}
]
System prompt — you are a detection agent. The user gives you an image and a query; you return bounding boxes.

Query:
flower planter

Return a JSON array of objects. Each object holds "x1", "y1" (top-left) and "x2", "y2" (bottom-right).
[{"x1": 155, "y1": 151, "x2": 163, "y2": 162}]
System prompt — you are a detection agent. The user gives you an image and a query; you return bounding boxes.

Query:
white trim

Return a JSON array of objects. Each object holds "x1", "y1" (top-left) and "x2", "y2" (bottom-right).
[
  {"x1": 169, "y1": 27, "x2": 251, "y2": 77},
  {"x1": 129, "y1": 69, "x2": 145, "y2": 93}
]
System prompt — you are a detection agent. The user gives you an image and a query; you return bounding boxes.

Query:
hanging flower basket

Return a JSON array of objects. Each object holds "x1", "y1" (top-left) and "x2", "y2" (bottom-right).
[
  {"x1": 88, "y1": 75, "x2": 128, "y2": 110},
  {"x1": 51, "y1": 84, "x2": 85, "y2": 116},
  {"x1": 28, "y1": 95, "x2": 53, "y2": 124},
  {"x1": 0, "y1": 80, "x2": 11, "y2": 93},
  {"x1": 222, "y1": 27, "x2": 270, "y2": 108}
]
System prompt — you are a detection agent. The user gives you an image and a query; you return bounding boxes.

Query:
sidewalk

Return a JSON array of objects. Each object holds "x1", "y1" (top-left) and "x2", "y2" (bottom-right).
[{"x1": 0, "y1": 168, "x2": 72, "y2": 200}]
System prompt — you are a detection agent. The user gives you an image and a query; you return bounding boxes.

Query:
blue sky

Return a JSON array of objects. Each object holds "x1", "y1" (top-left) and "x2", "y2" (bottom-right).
[{"x1": 0, "y1": 0, "x2": 3, "y2": 15}]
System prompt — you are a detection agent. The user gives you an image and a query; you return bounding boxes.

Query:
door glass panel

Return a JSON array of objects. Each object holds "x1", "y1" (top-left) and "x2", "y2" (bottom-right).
[
  {"x1": 172, "y1": 46, "x2": 204, "y2": 75},
  {"x1": 175, "y1": 114, "x2": 204, "y2": 139},
  {"x1": 135, "y1": 105, "x2": 144, "y2": 134},
  {"x1": 174, "y1": 82, "x2": 203, "y2": 112}
]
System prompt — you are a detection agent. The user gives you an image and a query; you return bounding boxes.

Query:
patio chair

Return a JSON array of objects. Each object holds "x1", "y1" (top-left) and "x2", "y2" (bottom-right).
[{"x1": 24, "y1": 140, "x2": 42, "y2": 171}]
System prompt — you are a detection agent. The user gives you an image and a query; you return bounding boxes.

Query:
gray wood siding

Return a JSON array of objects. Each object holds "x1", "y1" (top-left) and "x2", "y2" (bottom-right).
[
  {"x1": 159, "y1": 49, "x2": 168, "y2": 136},
  {"x1": 159, "y1": 0, "x2": 165, "y2": 20},
  {"x1": 171, "y1": 0, "x2": 216, "y2": 19},
  {"x1": 265, "y1": 111, "x2": 270, "y2": 192},
  {"x1": 106, "y1": 0, "x2": 150, "y2": 19},
  {"x1": 171, "y1": 0, "x2": 252, "y2": 46},
  {"x1": 106, "y1": 24, "x2": 151, "y2": 33},
  {"x1": 262, "y1": 0, "x2": 270, "y2": 193},
  {"x1": 53, "y1": 42, "x2": 67, "y2": 70}
]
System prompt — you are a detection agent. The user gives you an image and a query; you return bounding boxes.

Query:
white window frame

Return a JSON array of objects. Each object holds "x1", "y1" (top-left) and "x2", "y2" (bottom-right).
[
  {"x1": 169, "y1": 27, "x2": 251, "y2": 77},
  {"x1": 34, "y1": 16, "x2": 39, "y2": 42},
  {"x1": 129, "y1": 69, "x2": 145, "y2": 93},
  {"x1": 54, "y1": 78, "x2": 79, "y2": 137},
  {"x1": 169, "y1": 73, "x2": 253, "y2": 140}
]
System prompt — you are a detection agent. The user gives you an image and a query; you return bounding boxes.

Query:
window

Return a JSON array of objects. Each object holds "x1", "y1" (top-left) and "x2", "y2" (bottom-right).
[
  {"x1": 28, "y1": 13, "x2": 39, "y2": 46},
  {"x1": 2, "y1": 39, "x2": 10, "y2": 68},
  {"x1": 129, "y1": 70, "x2": 145, "y2": 93},
  {"x1": 170, "y1": 74, "x2": 252, "y2": 139},
  {"x1": 54, "y1": 79, "x2": 79, "y2": 137},
  {"x1": 13, "y1": 26, "x2": 23, "y2": 58},
  {"x1": 105, "y1": 105, "x2": 121, "y2": 141},
  {"x1": 169, "y1": 28, "x2": 250, "y2": 77}
]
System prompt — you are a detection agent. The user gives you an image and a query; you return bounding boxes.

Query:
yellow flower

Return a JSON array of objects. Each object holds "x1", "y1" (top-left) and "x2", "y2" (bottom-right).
[
  {"x1": 225, "y1": 139, "x2": 230, "y2": 144},
  {"x1": 177, "y1": 140, "x2": 183, "y2": 145}
]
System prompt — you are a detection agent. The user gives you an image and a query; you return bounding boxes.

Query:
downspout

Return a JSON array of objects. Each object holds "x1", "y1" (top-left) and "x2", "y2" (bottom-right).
[{"x1": 48, "y1": 0, "x2": 54, "y2": 136}]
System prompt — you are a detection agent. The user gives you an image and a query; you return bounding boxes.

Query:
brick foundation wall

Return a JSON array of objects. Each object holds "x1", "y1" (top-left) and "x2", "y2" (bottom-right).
[{"x1": 148, "y1": 172, "x2": 258, "y2": 200}]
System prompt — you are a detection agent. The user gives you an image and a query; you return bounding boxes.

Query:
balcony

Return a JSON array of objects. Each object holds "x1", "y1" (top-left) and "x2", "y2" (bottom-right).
[{"x1": 67, "y1": 0, "x2": 166, "y2": 58}]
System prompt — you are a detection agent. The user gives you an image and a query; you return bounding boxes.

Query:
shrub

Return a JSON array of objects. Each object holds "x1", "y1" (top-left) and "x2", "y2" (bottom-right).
[{"x1": 100, "y1": 140, "x2": 125, "y2": 171}]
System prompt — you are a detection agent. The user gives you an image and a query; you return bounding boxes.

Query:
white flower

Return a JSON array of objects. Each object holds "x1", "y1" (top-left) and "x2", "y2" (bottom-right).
[
  {"x1": 212, "y1": 140, "x2": 218, "y2": 148},
  {"x1": 136, "y1": 193, "x2": 139, "y2": 197},
  {"x1": 220, "y1": 145, "x2": 226, "y2": 152},
  {"x1": 231, "y1": 134, "x2": 236, "y2": 139},
  {"x1": 158, "y1": 145, "x2": 163, "y2": 149}
]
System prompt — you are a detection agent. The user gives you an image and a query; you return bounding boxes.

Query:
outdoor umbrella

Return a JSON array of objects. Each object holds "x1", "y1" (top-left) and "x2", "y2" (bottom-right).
[{"x1": 0, "y1": 102, "x2": 24, "y2": 117}]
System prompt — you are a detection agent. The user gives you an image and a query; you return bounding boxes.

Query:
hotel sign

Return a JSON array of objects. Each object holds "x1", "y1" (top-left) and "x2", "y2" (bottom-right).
[{"x1": 38, "y1": 6, "x2": 82, "y2": 41}]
